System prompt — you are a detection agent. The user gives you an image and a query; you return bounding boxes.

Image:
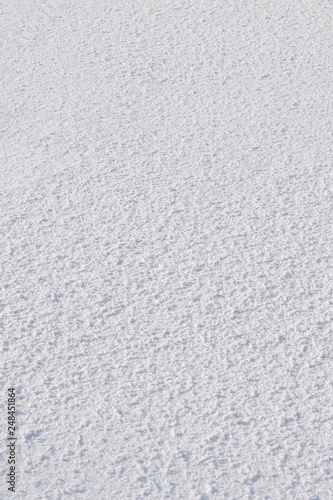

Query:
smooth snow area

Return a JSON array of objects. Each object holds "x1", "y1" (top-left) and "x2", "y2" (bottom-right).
[{"x1": 1, "y1": 0, "x2": 332, "y2": 498}]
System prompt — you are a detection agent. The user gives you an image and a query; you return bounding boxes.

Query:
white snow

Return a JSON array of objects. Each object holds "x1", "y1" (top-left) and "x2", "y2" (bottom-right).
[{"x1": 1, "y1": 0, "x2": 332, "y2": 498}]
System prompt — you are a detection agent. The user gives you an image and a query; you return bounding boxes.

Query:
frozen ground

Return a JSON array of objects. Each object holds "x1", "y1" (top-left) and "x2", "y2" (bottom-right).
[{"x1": 1, "y1": 0, "x2": 332, "y2": 498}]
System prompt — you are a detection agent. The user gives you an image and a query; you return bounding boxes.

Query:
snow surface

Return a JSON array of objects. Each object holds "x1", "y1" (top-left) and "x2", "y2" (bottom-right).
[{"x1": 1, "y1": 0, "x2": 333, "y2": 498}]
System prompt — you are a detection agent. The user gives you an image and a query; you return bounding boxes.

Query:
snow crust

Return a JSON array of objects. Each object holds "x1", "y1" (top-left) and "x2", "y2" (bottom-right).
[{"x1": 1, "y1": 0, "x2": 332, "y2": 498}]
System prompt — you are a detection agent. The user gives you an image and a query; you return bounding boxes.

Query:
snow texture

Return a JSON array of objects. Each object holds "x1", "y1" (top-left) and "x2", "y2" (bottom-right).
[{"x1": 1, "y1": 0, "x2": 333, "y2": 498}]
